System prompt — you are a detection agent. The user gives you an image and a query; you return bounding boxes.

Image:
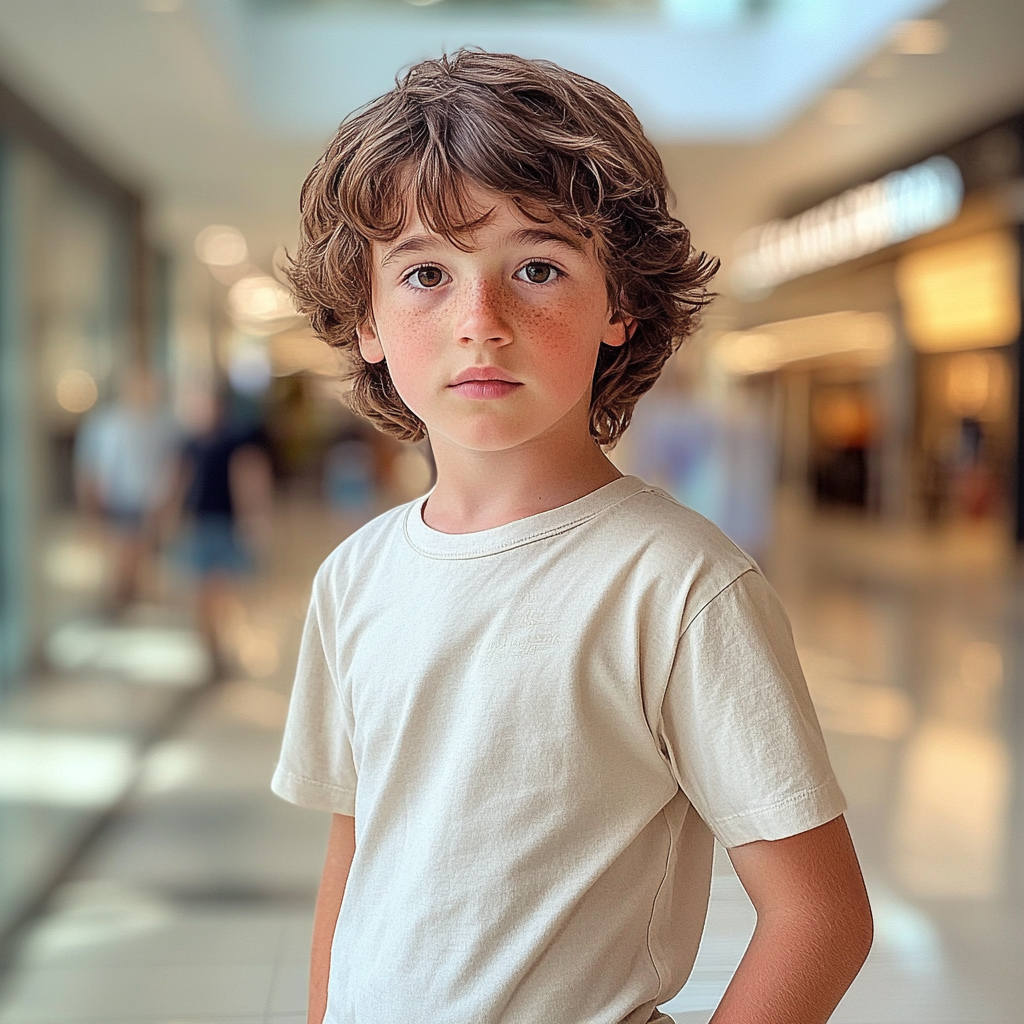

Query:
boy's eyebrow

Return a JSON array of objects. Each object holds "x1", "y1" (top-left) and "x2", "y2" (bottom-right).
[
  {"x1": 509, "y1": 227, "x2": 586, "y2": 253},
  {"x1": 380, "y1": 236, "x2": 437, "y2": 267},
  {"x1": 379, "y1": 226, "x2": 586, "y2": 267}
]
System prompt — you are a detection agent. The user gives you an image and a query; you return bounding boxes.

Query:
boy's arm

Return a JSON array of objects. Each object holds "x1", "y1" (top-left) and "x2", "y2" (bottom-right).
[
  {"x1": 711, "y1": 814, "x2": 872, "y2": 1024},
  {"x1": 309, "y1": 813, "x2": 356, "y2": 1024}
]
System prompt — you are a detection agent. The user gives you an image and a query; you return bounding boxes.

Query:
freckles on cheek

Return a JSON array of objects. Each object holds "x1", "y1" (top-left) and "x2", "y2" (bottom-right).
[
  {"x1": 531, "y1": 305, "x2": 604, "y2": 380},
  {"x1": 380, "y1": 309, "x2": 437, "y2": 369}
]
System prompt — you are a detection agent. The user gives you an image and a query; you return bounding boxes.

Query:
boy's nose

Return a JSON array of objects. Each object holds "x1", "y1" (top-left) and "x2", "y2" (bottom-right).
[{"x1": 454, "y1": 279, "x2": 513, "y2": 347}]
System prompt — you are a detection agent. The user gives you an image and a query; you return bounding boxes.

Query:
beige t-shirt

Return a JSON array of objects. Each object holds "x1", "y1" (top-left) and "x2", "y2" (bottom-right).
[{"x1": 272, "y1": 476, "x2": 845, "y2": 1024}]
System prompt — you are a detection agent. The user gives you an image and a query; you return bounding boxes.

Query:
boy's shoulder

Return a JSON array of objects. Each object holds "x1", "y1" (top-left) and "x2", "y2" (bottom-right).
[
  {"x1": 594, "y1": 478, "x2": 761, "y2": 605},
  {"x1": 604, "y1": 479, "x2": 752, "y2": 559}
]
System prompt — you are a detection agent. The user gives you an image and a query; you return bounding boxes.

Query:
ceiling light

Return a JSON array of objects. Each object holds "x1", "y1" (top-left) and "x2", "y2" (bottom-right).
[
  {"x1": 195, "y1": 224, "x2": 248, "y2": 267},
  {"x1": 228, "y1": 274, "x2": 297, "y2": 327},
  {"x1": 56, "y1": 369, "x2": 98, "y2": 413},
  {"x1": 711, "y1": 312, "x2": 894, "y2": 376},
  {"x1": 892, "y1": 19, "x2": 949, "y2": 55},
  {"x1": 896, "y1": 231, "x2": 1021, "y2": 353}
]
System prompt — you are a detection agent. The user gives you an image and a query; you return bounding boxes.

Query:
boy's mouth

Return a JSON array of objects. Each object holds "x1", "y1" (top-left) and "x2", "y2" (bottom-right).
[{"x1": 448, "y1": 366, "x2": 523, "y2": 399}]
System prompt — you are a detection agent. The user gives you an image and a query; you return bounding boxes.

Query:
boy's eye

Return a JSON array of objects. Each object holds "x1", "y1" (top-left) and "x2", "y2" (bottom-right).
[
  {"x1": 516, "y1": 262, "x2": 559, "y2": 285},
  {"x1": 407, "y1": 265, "x2": 445, "y2": 289}
]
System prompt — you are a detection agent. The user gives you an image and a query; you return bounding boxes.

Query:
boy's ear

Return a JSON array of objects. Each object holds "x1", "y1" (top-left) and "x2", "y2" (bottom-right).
[
  {"x1": 602, "y1": 312, "x2": 636, "y2": 349},
  {"x1": 356, "y1": 320, "x2": 386, "y2": 364}
]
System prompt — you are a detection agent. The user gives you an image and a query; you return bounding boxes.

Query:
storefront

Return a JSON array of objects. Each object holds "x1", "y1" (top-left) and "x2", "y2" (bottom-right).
[
  {"x1": 715, "y1": 116, "x2": 1024, "y2": 534},
  {"x1": 0, "y1": 77, "x2": 147, "y2": 693}
]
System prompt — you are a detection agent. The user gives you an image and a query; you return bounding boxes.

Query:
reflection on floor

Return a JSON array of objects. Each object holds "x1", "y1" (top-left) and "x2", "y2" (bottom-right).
[{"x1": 0, "y1": 496, "x2": 1021, "y2": 1023}]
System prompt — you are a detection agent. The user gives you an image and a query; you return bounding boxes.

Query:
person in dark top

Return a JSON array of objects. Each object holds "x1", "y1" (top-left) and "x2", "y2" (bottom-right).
[{"x1": 178, "y1": 390, "x2": 273, "y2": 676}]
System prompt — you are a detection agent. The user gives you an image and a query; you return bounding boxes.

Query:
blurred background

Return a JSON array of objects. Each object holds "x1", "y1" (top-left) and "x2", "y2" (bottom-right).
[{"x1": 0, "y1": 2, "x2": 1022, "y2": 1022}]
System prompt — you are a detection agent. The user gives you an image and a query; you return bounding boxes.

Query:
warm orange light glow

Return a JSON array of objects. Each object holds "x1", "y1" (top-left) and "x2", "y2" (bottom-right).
[
  {"x1": 896, "y1": 231, "x2": 1021, "y2": 352},
  {"x1": 56, "y1": 369, "x2": 98, "y2": 413},
  {"x1": 712, "y1": 311, "x2": 894, "y2": 376},
  {"x1": 892, "y1": 19, "x2": 949, "y2": 55},
  {"x1": 195, "y1": 225, "x2": 247, "y2": 268},
  {"x1": 945, "y1": 352, "x2": 992, "y2": 416}
]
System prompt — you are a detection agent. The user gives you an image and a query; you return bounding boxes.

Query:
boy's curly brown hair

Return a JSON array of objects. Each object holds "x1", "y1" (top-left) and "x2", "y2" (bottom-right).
[{"x1": 287, "y1": 50, "x2": 718, "y2": 446}]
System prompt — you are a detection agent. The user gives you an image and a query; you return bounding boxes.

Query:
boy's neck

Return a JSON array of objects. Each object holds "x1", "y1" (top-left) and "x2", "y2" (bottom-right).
[{"x1": 422, "y1": 423, "x2": 622, "y2": 535}]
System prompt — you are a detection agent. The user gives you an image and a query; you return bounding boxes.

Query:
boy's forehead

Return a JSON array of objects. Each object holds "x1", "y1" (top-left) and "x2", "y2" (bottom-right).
[{"x1": 375, "y1": 188, "x2": 588, "y2": 264}]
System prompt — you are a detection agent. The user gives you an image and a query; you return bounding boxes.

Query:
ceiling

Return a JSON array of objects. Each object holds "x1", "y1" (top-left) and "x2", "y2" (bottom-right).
[
  {"x1": 0, "y1": 0, "x2": 1020, "y2": 308},
  {"x1": 202, "y1": 0, "x2": 936, "y2": 141}
]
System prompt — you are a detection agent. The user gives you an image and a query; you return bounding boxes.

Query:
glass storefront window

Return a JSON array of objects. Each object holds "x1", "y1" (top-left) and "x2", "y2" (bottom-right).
[{"x1": 0, "y1": 138, "x2": 134, "y2": 691}]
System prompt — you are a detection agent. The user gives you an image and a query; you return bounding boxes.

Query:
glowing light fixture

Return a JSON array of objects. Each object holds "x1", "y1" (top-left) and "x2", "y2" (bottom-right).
[
  {"x1": 733, "y1": 156, "x2": 963, "y2": 297},
  {"x1": 56, "y1": 369, "x2": 99, "y2": 413},
  {"x1": 195, "y1": 224, "x2": 248, "y2": 267},
  {"x1": 228, "y1": 274, "x2": 296, "y2": 329},
  {"x1": 896, "y1": 231, "x2": 1021, "y2": 352},
  {"x1": 712, "y1": 311, "x2": 894, "y2": 376},
  {"x1": 944, "y1": 352, "x2": 1006, "y2": 418}
]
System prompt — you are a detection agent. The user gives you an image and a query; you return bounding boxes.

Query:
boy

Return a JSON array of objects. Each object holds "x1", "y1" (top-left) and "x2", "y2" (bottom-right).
[{"x1": 273, "y1": 51, "x2": 872, "y2": 1024}]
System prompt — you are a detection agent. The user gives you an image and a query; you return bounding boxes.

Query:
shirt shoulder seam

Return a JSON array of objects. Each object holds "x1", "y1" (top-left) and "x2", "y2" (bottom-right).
[{"x1": 678, "y1": 566, "x2": 760, "y2": 641}]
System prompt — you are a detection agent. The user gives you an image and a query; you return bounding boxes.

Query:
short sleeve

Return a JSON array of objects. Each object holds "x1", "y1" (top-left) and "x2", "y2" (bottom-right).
[
  {"x1": 659, "y1": 570, "x2": 846, "y2": 848},
  {"x1": 271, "y1": 582, "x2": 357, "y2": 815}
]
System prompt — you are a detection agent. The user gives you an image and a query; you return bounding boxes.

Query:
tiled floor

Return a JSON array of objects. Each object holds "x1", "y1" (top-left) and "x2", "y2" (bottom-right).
[{"x1": 0, "y1": 495, "x2": 1022, "y2": 1022}]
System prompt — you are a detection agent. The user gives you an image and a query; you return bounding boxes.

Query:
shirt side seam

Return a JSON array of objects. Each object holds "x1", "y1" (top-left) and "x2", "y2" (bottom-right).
[{"x1": 645, "y1": 808, "x2": 672, "y2": 999}]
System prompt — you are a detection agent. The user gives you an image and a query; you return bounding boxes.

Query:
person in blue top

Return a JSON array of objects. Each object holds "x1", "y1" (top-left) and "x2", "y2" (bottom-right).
[{"x1": 178, "y1": 389, "x2": 273, "y2": 676}]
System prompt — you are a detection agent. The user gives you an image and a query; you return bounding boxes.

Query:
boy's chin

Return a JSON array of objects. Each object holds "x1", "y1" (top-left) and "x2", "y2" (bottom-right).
[{"x1": 432, "y1": 421, "x2": 556, "y2": 455}]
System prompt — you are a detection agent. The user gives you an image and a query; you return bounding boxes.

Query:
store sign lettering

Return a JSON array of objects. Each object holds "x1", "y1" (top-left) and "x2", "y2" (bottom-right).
[{"x1": 732, "y1": 156, "x2": 964, "y2": 297}]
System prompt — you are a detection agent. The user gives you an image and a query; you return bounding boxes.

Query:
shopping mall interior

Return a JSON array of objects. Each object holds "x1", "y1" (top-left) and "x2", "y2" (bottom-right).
[{"x1": 0, "y1": 1, "x2": 1023, "y2": 1022}]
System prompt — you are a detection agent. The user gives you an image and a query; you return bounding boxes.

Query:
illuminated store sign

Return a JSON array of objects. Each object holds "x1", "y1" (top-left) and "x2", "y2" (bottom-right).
[{"x1": 732, "y1": 156, "x2": 964, "y2": 297}]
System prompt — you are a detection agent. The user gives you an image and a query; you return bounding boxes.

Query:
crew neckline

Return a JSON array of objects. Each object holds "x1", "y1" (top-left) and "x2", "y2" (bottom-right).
[{"x1": 403, "y1": 475, "x2": 649, "y2": 560}]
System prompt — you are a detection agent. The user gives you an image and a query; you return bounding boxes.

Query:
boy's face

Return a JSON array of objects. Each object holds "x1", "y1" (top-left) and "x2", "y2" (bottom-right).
[{"x1": 357, "y1": 182, "x2": 628, "y2": 454}]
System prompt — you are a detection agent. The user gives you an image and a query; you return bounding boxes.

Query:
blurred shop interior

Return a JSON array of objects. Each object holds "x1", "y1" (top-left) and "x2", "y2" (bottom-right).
[{"x1": 0, "y1": 1, "x2": 1023, "y2": 1023}]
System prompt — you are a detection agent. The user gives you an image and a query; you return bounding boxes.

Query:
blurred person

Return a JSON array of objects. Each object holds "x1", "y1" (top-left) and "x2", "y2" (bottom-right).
[
  {"x1": 74, "y1": 365, "x2": 178, "y2": 613},
  {"x1": 176, "y1": 388, "x2": 273, "y2": 677},
  {"x1": 273, "y1": 52, "x2": 872, "y2": 1024},
  {"x1": 952, "y1": 416, "x2": 998, "y2": 518},
  {"x1": 629, "y1": 394, "x2": 775, "y2": 562}
]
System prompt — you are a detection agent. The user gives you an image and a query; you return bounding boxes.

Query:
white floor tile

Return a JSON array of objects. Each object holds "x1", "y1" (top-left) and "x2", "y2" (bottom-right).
[{"x1": 19, "y1": 906, "x2": 287, "y2": 969}]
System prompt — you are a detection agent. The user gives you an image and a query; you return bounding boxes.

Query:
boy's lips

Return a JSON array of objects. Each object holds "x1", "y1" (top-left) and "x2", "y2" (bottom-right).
[
  {"x1": 448, "y1": 366, "x2": 523, "y2": 399},
  {"x1": 448, "y1": 366, "x2": 520, "y2": 386}
]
